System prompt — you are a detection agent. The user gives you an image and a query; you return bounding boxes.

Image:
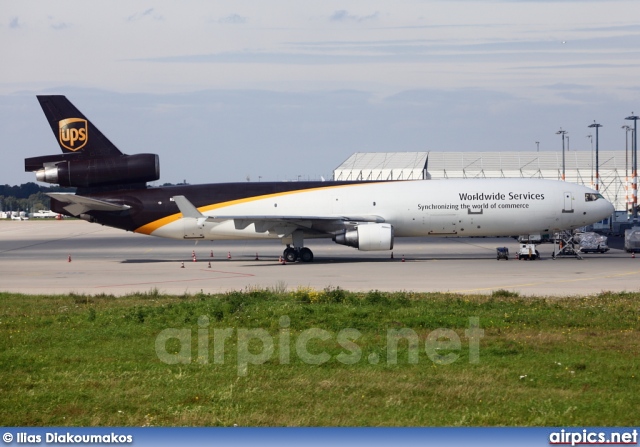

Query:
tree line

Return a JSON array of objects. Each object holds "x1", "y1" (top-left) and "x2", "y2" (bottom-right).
[{"x1": 0, "y1": 183, "x2": 75, "y2": 213}]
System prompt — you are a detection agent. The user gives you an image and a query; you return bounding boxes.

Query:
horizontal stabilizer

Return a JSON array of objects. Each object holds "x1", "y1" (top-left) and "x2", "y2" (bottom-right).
[{"x1": 47, "y1": 193, "x2": 130, "y2": 216}]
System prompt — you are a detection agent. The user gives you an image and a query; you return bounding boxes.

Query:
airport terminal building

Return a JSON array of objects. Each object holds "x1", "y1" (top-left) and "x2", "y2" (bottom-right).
[{"x1": 334, "y1": 150, "x2": 632, "y2": 214}]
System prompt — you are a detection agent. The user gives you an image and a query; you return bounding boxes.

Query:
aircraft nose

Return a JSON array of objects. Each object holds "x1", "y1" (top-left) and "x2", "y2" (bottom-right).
[{"x1": 602, "y1": 200, "x2": 615, "y2": 219}]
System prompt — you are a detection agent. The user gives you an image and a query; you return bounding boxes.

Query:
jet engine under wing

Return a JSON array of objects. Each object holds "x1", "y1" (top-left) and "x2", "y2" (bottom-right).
[
  {"x1": 171, "y1": 195, "x2": 384, "y2": 235},
  {"x1": 47, "y1": 193, "x2": 131, "y2": 216}
]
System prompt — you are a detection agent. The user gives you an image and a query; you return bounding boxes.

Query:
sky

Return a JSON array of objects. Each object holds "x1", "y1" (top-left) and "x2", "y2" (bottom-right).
[{"x1": 1, "y1": 0, "x2": 640, "y2": 186}]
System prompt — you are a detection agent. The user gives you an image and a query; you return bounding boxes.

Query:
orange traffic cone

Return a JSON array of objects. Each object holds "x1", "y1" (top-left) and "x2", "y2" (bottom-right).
[
  {"x1": 181, "y1": 262, "x2": 185, "y2": 268},
  {"x1": 210, "y1": 250, "x2": 214, "y2": 257},
  {"x1": 255, "y1": 252, "x2": 259, "y2": 261},
  {"x1": 401, "y1": 255, "x2": 405, "y2": 262},
  {"x1": 193, "y1": 256, "x2": 197, "y2": 262},
  {"x1": 208, "y1": 262, "x2": 211, "y2": 268},
  {"x1": 67, "y1": 254, "x2": 72, "y2": 263},
  {"x1": 227, "y1": 251, "x2": 231, "y2": 260}
]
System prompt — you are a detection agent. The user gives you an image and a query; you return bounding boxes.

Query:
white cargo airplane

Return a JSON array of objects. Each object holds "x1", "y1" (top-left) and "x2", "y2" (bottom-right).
[
  {"x1": 32, "y1": 210, "x2": 60, "y2": 218},
  {"x1": 26, "y1": 96, "x2": 614, "y2": 262}
]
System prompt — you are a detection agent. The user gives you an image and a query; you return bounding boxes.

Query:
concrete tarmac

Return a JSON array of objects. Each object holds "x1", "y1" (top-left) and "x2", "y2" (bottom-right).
[{"x1": 1, "y1": 220, "x2": 639, "y2": 296}]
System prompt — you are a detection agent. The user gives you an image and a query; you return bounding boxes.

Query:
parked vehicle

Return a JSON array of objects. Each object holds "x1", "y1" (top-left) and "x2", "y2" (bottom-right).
[
  {"x1": 496, "y1": 247, "x2": 509, "y2": 260},
  {"x1": 625, "y1": 227, "x2": 640, "y2": 253},
  {"x1": 574, "y1": 232, "x2": 609, "y2": 253},
  {"x1": 516, "y1": 243, "x2": 540, "y2": 260}
]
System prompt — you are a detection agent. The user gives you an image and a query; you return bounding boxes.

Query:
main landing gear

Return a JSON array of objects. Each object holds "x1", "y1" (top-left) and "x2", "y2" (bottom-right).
[{"x1": 283, "y1": 245, "x2": 314, "y2": 263}]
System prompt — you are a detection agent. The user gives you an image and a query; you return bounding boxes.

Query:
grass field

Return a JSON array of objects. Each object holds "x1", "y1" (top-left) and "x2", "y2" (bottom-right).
[{"x1": 0, "y1": 287, "x2": 638, "y2": 426}]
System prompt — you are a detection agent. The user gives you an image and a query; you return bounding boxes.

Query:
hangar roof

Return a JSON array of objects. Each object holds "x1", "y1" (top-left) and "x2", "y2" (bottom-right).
[
  {"x1": 333, "y1": 152, "x2": 428, "y2": 181},
  {"x1": 333, "y1": 150, "x2": 629, "y2": 211},
  {"x1": 425, "y1": 151, "x2": 625, "y2": 178}
]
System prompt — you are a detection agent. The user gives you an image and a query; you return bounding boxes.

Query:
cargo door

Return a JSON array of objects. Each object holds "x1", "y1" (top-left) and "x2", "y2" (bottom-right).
[
  {"x1": 184, "y1": 218, "x2": 205, "y2": 239},
  {"x1": 428, "y1": 213, "x2": 458, "y2": 235},
  {"x1": 563, "y1": 191, "x2": 574, "y2": 213}
]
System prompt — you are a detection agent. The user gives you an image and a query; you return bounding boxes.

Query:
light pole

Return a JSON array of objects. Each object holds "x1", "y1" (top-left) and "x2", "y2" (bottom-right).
[
  {"x1": 567, "y1": 136, "x2": 570, "y2": 152},
  {"x1": 626, "y1": 114, "x2": 639, "y2": 222},
  {"x1": 556, "y1": 128, "x2": 568, "y2": 181},
  {"x1": 588, "y1": 122, "x2": 602, "y2": 191},
  {"x1": 622, "y1": 125, "x2": 632, "y2": 218},
  {"x1": 587, "y1": 134, "x2": 593, "y2": 187}
]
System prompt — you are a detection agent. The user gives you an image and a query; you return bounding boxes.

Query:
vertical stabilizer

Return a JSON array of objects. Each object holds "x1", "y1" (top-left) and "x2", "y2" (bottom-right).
[{"x1": 37, "y1": 95, "x2": 123, "y2": 157}]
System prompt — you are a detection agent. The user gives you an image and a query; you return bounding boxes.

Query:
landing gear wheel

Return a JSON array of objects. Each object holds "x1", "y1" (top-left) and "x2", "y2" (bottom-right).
[
  {"x1": 299, "y1": 247, "x2": 314, "y2": 262},
  {"x1": 283, "y1": 247, "x2": 298, "y2": 263}
]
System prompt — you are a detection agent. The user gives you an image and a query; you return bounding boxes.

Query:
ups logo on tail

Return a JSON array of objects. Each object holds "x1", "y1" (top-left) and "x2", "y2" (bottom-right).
[{"x1": 59, "y1": 118, "x2": 88, "y2": 151}]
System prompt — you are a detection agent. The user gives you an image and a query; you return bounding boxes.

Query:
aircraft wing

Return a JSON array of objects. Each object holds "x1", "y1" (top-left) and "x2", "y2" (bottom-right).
[
  {"x1": 171, "y1": 195, "x2": 384, "y2": 235},
  {"x1": 47, "y1": 193, "x2": 131, "y2": 216},
  {"x1": 225, "y1": 215, "x2": 384, "y2": 234},
  {"x1": 209, "y1": 215, "x2": 385, "y2": 224}
]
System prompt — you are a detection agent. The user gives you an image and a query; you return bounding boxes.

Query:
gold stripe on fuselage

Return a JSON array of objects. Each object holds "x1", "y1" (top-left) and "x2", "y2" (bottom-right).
[{"x1": 134, "y1": 183, "x2": 377, "y2": 235}]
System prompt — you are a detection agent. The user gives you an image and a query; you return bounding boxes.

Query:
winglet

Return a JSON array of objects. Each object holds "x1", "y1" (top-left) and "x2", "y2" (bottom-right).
[{"x1": 172, "y1": 195, "x2": 204, "y2": 218}]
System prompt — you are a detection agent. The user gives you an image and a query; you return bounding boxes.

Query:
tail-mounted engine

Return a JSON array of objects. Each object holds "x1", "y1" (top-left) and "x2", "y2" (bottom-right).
[
  {"x1": 25, "y1": 153, "x2": 159, "y2": 188},
  {"x1": 334, "y1": 223, "x2": 394, "y2": 251}
]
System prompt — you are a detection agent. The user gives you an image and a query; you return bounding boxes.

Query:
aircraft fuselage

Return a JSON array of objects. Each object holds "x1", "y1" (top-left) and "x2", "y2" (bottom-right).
[{"x1": 52, "y1": 178, "x2": 613, "y2": 242}]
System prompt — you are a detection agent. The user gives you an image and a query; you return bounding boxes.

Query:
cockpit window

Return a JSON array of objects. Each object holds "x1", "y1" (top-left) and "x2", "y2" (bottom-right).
[{"x1": 585, "y1": 193, "x2": 604, "y2": 202}]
